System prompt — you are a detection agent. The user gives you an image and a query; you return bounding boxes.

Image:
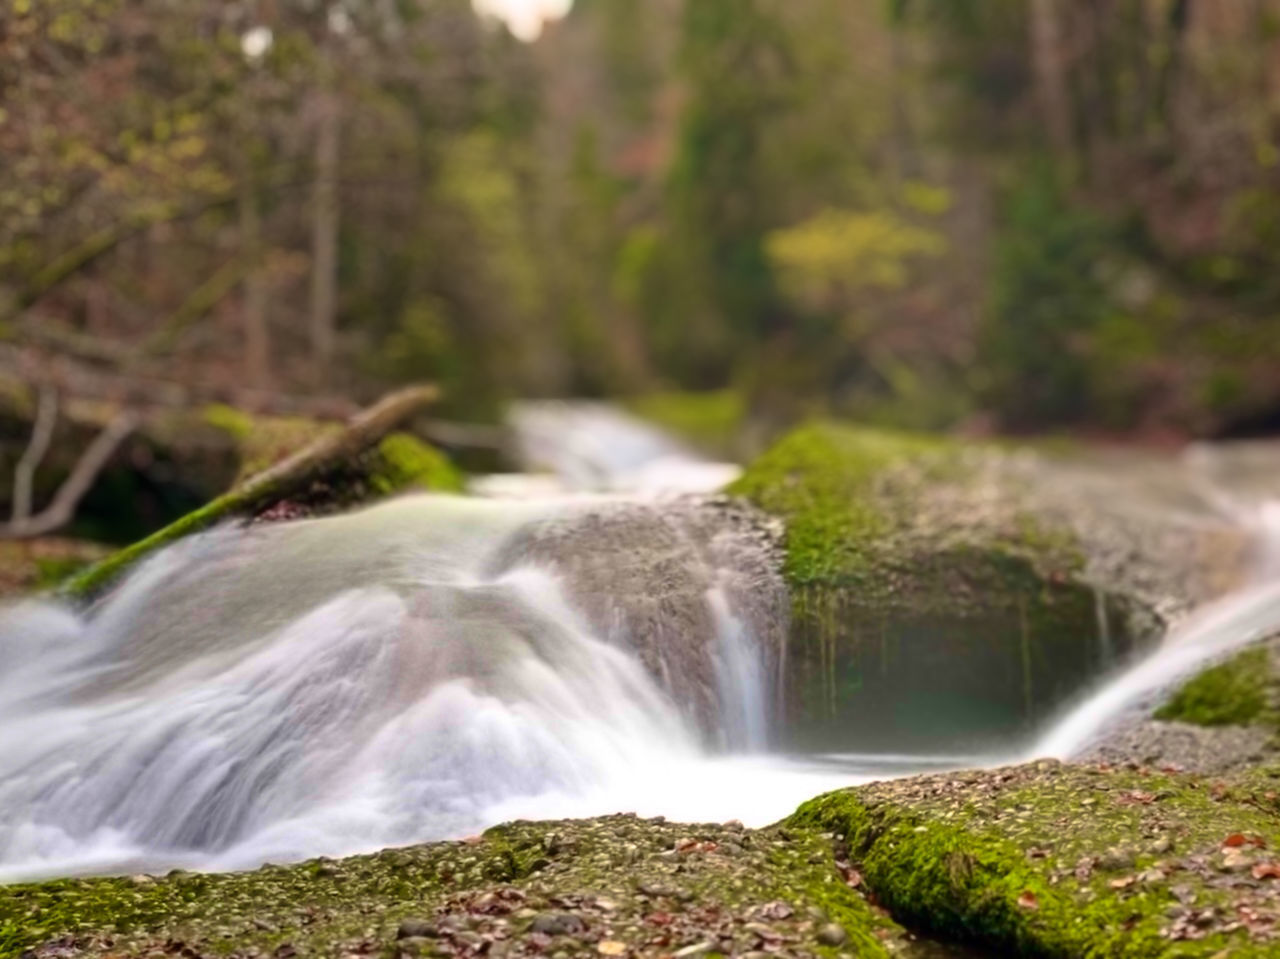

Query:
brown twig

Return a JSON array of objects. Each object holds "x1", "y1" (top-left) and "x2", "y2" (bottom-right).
[{"x1": 3, "y1": 411, "x2": 138, "y2": 540}]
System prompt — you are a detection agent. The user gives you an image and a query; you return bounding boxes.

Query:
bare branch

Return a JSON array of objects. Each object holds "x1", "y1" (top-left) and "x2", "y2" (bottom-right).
[
  {"x1": 12, "y1": 387, "x2": 60, "y2": 524},
  {"x1": 3, "y1": 412, "x2": 138, "y2": 540}
]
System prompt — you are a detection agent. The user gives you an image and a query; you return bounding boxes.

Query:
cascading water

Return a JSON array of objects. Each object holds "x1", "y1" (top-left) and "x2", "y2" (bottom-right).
[
  {"x1": 1034, "y1": 497, "x2": 1280, "y2": 760},
  {"x1": 9, "y1": 401, "x2": 1279, "y2": 886},
  {"x1": 487, "y1": 401, "x2": 742, "y2": 496},
  {"x1": 0, "y1": 489, "x2": 814, "y2": 882}
]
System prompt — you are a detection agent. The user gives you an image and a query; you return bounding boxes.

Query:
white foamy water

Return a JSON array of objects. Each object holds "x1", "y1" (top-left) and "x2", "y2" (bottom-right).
[
  {"x1": 1034, "y1": 498, "x2": 1280, "y2": 759},
  {"x1": 11, "y1": 402, "x2": 1277, "y2": 885},
  {"x1": 479, "y1": 401, "x2": 741, "y2": 496},
  {"x1": 0, "y1": 493, "x2": 863, "y2": 883}
]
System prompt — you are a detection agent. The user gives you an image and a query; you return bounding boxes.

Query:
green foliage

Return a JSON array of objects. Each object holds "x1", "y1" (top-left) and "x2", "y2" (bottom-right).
[
  {"x1": 1155, "y1": 646, "x2": 1272, "y2": 727},
  {"x1": 767, "y1": 208, "x2": 946, "y2": 311},
  {"x1": 626, "y1": 390, "x2": 746, "y2": 456},
  {"x1": 981, "y1": 172, "x2": 1122, "y2": 430},
  {"x1": 666, "y1": 0, "x2": 793, "y2": 376}
]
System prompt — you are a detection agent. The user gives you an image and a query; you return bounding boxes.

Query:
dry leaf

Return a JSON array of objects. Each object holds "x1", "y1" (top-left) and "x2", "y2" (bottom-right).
[
  {"x1": 1017, "y1": 890, "x2": 1039, "y2": 910},
  {"x1": 1252, "y1": 862, "x2": 1280, "y2": 880},
  {"x1": 597, "y1": 941, "x2": 627, "y2": 956},
  {"x1": 1109, "y1": 876, "x2": 1137, "y2": 890}
]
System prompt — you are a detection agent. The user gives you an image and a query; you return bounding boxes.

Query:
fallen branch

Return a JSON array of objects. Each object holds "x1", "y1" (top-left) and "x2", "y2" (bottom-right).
[
  {"x1": 62, "y1": 384, "x2": 439, "y2": 599},
  {"x1": 11, "y1": 386, "x2": 59, "y2": 524},
  {"x1": 3, "y1": 411, "x2": 137, "y2": 540}
]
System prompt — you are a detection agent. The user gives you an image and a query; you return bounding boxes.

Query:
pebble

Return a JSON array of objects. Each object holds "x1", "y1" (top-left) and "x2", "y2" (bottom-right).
[
  {"x1": 672, "y1": 942, "x2": 713, "y2": 958},
  {"x1": 530, "y1": 913, "x2": 586, "y2": 937},
  {"x1": 815, "y1": 923, "x2": 848, "y2": 946}
]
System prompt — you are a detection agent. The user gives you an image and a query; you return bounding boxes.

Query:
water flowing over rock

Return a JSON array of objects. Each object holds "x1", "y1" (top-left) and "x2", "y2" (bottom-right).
[{"x1": 0, "y1": 493, "x2": 787, "y2": 881}]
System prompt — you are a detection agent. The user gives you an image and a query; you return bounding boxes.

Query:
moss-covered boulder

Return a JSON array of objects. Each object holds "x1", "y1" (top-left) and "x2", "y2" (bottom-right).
[
  {"x1": 729, "y1": 423, "x2": 1148, "y2": 750},
  {"x1": 0, "y1": 814, "x2": 923, "y2": 959},
  {"x1": 1155, "y1": 646, "x2": 1277, "y2": 729},
  {"x1": 793, "y1": 760, "x2": 1280, "y2": 957}
]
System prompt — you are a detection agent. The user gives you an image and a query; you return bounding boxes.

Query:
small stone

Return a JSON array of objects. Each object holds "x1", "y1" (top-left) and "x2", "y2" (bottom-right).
[
  {"x1": 129, "y1": 874, "x2": 154, "y2": 885},
  {"x1": 672, "y1": 942, "x2": 713, "y2": 958},
  {"x1": 530, "y1": 913, "x2": 586, "y2": 937},
  {"x1": 397, "y1": 920, "x2": 439, "y2": 940},
  {"x1": 597, "y1": 941, "x2": 627, "y2": 956},
  {"x1": 1149, "y1": 837, "x2": 1173, "y2": 855},
  {"x1": 815, "y1": 923, "x2": 847, "y2": 947}
]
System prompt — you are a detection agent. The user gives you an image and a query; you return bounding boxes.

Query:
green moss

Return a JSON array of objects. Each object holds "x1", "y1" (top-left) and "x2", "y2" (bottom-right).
[
  {"x1": 371, "y1": 433, "x2": 465, "y2": 495},
  {"x1": 626, "y1": 390, "x2": 746, "y2": 456},
  {"x1": 202, "y1": 403, "x2": 255, "y2": 440},
  {"x1": 728, "y1": 423, "x2": 950, "y2": 587},
  {"x1": 1154, "y1": 646, "x2": 1272, "y2": 727},
  {"x1": 32, "y1": 555, "x2": 94, "y2": 590},
  {"x1": 60, "y1": 486, "x2": 257, "y2": 599}
]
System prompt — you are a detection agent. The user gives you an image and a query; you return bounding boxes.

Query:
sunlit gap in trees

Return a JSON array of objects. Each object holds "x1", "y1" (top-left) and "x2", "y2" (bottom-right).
[{"x1": 472, "y1": 0, "x2": 573, "y2": 41}]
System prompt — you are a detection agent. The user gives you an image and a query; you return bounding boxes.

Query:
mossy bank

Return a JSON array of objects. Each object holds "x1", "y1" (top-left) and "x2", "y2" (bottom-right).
[
  {"x1": 0, "y1": 814, "x2": 920, "y2": 959},
  {"x1": 795, "y1": 761, "x2": 1280, "y2": 957},
  {"x1": 10, "y1": 763, "x2": 1280, "y2": 959}
]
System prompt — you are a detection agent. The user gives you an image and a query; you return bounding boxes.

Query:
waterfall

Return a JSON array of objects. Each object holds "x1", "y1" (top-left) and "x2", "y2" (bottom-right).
[
  {"x1": 476, "y1": 401, "x2": 741, "y2": 496},
  {"x1": 0, "y1": 490, "x2": 814, "y2": 882},
  {"x1": 1034, "y1": 499, "x2": 1280, "y2": 759}
]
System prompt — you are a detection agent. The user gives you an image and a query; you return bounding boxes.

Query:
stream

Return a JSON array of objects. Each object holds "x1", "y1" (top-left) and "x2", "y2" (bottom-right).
[{"x1": 2, "y1": 404, "x2": 1280, "y2": 883}]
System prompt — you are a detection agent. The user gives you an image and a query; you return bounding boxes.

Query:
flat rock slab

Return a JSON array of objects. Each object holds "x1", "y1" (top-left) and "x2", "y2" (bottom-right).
[{"x1": 3, "y1": 815, "x2": 934, "y2": 959}]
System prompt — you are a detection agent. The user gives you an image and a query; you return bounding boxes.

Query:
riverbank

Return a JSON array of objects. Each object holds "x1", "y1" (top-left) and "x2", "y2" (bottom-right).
[{"x1": 7, "y1": 760, "x2": 1280, "y2": 959}]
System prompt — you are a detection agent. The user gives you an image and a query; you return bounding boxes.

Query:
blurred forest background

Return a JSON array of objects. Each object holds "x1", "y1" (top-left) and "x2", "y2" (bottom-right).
[{"x1": 5, "y1": 0, "x2": 1280, "y2": 559}]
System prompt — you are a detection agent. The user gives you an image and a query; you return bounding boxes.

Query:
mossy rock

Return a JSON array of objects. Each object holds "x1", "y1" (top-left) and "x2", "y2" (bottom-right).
[
  {"x1": 0, "y1": 814, "x2": 917, "y2": 959},
  {"x1": 1155, "y1": 645, "x2": 1277, "y2": 728},
  {"x1": 792, "y1": 760, "x2": 1280, "y2": 956},
  {"x1": 731, "y1": 424, "x2": 1147, "y2": 748}
]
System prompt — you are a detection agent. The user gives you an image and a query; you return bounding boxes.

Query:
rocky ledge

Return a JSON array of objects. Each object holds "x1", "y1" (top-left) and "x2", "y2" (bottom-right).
[
  {"x1": 11, "y1": 762, "x2": 1280, "y2": 959},
  {"x1": 1, "y1": 813, "x2": 926, "y2": 959}
]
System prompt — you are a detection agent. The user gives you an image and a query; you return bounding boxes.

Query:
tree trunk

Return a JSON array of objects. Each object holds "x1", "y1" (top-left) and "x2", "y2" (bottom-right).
[
  {"x1": 309, "y1": 89, "x2": 341, "y2": 380},
  {"x1": 240, "y1": 177, "x2": 271, "y2": 389},
  {"x1": 1030, "y1": 0, "x2": 1073, "y2": 155}
]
